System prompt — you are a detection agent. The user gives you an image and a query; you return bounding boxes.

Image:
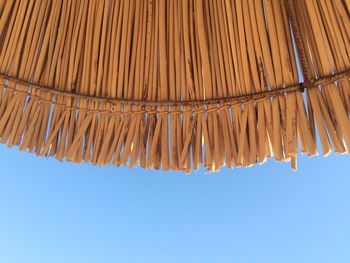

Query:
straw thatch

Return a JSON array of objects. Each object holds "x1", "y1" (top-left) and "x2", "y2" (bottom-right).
[{"x1": 0, "y1": 0, "x2": 349, "y2": 172}]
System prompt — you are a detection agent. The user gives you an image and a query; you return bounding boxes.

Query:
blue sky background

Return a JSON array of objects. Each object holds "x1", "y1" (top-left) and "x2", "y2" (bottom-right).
[{"x1": 0, "y1": 144, "x2": 349, "y2": 263}]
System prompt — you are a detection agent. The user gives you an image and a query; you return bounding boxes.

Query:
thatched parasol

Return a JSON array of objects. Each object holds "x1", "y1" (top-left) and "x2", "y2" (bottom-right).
[{"x1": 0, "y1": 0, "x2": 349, "y2": 172}]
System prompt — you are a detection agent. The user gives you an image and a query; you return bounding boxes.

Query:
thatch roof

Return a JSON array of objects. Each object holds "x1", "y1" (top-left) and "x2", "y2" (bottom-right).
[{"x1": 0, "y1": 0, "x2": 349, "y2": 172}]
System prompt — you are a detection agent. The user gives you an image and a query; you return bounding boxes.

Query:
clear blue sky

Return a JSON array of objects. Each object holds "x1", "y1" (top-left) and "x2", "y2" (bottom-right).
[{"x1": 0, "y1": 144, "x2": 349, "y2": 263}]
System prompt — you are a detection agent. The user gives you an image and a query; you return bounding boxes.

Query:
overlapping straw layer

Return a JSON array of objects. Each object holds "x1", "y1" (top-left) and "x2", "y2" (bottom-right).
[{"x1": 0, "y1": 0, "x2": 349, "y2": 172}]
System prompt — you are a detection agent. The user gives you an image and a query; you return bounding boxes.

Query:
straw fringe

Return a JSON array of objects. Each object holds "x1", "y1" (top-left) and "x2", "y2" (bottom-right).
[
  {"x1": 0, "y1": 0, "x2": 349, "y2": 172},
  {"x1": 0, "y1": 73, "x2": 349, "y2": 172}
]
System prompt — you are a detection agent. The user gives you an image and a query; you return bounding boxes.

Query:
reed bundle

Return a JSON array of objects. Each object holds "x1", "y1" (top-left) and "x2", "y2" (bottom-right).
[{"x1": 0, "y1": 0, "x2": 349, "y2": 172}]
